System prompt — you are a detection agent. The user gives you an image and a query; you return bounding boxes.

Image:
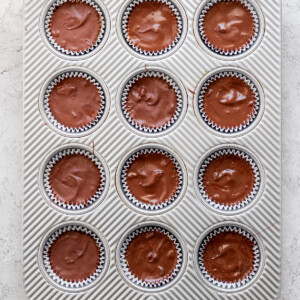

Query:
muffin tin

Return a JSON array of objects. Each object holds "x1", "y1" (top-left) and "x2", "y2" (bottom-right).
[{"x1": 24, "y1": 0, "x2": 281, "y2": 299}]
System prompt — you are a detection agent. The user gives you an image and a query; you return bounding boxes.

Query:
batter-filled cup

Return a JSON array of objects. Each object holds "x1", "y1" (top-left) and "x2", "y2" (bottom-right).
[
  {"x1": 120, "y1": 0, "x2": 185, "y2": 57},
  {"x1": 117, "y1": 145, "x2": 186, "y2": 214},
  {"x1": 196, "y1": 225, "x2": 262, "y2": 290},
  {"x1": 196, "y1": 70, "x2": 262, "y2": 135},
  {"x1": 44, "y1": 0, "x2": 107, "y2": 57},
  {"x1": 118, "y1": 224, "x2": 184, "y2": 289},
  {"x1": 196, "y1": 0, "x2": 263, "y2": 58},
  {"x1": 196, "y1": 147, "x2": 262, "y2": 213},
  {"x1": 42, "y1": 70, "x2": 107, "y2": 135},
  {"x1": 42, "y1": 147, "x2": 107, "y2": 211},
  {"x1": 42, "y1": 224, "x2": 107, "y2": 289},
  {"x1": 120, "y1": 70, "x2": 185, "y2": 135}
]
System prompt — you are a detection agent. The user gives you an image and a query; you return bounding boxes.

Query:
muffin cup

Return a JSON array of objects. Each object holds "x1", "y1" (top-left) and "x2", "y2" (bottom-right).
[
  {"x1": 116, "y1": 144, "x2": 187, "y2": 215},
  {"x1": 199, "y1": 0, "x2": 259, "y2": 56},
  {"x1": 121, "y1": 70, "x2": 183, "y2": 134},
  {"x1": 43, "y1": 71, "x2": 105, "y2": 133},
  {"x1": 194, "y1": 144, "x2": 264, "y2": 215},
  {"x1": 39, "y1": 222, "x2": 109, "y2": 292},
  {"x1": 197, "y1": 147, "x2": 260, "y2": 211},
  {"x1": 39, "y1": 67, "x2": 110, "y2": 138},
  {"x1": 117, "y1": 0, "x2": 187, "y2": 60},
  {"x1": 194, "y1": 67, "x2": 265, "y2": 137},
  {"x1": 199, "y1": 71, "x2": 259, "y2": 133},
  {"x1": 43, "y1": 0, "x2": 107, "y2": 58},
  {"x1": 116, "y1": 222, "x2": 187, "y2": 292},
  {"x1": 193, "y1": 0, "x2": 265, "y2": 60},
  {"x1": 195, "y1": 223, "x2": 263, "y2": 292},
  {"x1": 39, "y1": 144, "x2": 109, "y2": 214}
]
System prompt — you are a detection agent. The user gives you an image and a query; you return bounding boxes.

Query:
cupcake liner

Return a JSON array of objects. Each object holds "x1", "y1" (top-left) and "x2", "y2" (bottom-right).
[
  {"x1": 44, "y1": 0, "x2": 106, "y2": 56},
  {"x1": 119, "y1": 225, "x2": 183, "y2": 288},
  {"x1": 43, "y1": 71, "x2": 105, "y2": 134},
  {"x1": 197, "y1": 148, "x2": 261, "y2": 211},
  {"x1": 42, "y1": 224, "x2": 106, "y2": 288},
  {"x1": 197, "y1": 71, "x2": 260, "y2": 133},
  {"x1": 121, "y1": 71, "x2": 183, "y2": 133},
  {"x1": 197, "y1": 225, "x2": 261, "y2": 289},
  {"x1": 121, "y1": 0, "x2": 183, "y2": 57},
  {"x1": 121, "y1": 147, "x2": 183, "y2": 211},
  {"x1": 43, "y1": 148, "x2": 106, "y2": 210},
  {"x1": 198, "y1": 0, "x2": 260, "y2": 56}
]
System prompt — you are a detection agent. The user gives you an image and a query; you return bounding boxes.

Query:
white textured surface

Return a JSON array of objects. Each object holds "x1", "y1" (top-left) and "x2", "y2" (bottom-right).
[{"x1": 0, "y1": 0, "x2": 295, "y2": 300}]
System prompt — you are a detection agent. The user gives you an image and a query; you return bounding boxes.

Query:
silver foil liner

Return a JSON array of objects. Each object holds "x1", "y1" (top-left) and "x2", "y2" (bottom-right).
[
  {"x1": 119, "y1": 225, "x2": 183, "y2": 288},
  {"x1": 197, "y1": 225, "x2": 261, "y2": 289},
  {"x1": 43, "y1": 148, "x2": 106, "y2": 210},
  {"x1": 121, "y1": 0, "x2": 183, "y2": 57},
  {"x1": 43, "y1": 71, "x2": 106, "y2": 134},
  {"x1": 197, "y1": 148, "x2": 261, "y2": 211},
  {"x1": 121, "y1": 147, "x2": 183, "y2": 211},
  {"x1": 197, "y1": 71, "x2": 260, "y2": 133},
  {"x1": 42, "y1": 224, "x2": 106, "y2": 288},
  {"x1": 121, "y1": 71, "x2": 183, "y2": 133},
  {"x1": 198, "y1": 0, "x2": 260, "y2": 56},
  {"x1": 44, "y1": 0, "x2": 106, "y2": 56}
]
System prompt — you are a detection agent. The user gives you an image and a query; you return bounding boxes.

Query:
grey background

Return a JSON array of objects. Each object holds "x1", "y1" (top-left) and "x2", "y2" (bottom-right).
[{"x1": 0, "y1": 0, "x2": 297, "y2": 299}]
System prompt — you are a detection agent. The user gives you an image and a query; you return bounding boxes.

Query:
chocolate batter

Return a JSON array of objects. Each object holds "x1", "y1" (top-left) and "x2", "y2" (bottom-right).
[
  {"x1": 49, "y1": 231, "x2": 100, "y2": 282},
  {"x1": 49, "y1": 77, "x2": 102, "y2": 128},
  {"x1": 50, "y1": 1, "x2": 102, "y2": 52},
  {"x1": 49, "y1": 154, "x2": 101, "y2": 206},
  {"x1": 127, "y1": 1, "x2": 178, "y2": 52},
  {"x1": 203, "y1": 154, "x2": 254, "y2": 206},
  {"x1": 203, "y1": 231, "x2": 254, "y2": 282},
  {"x1": 126, "y1": 230, "x2": 178, "y2": 283},
  {"x1": 126, "y1": 152, "x2": 179, "y2": 205},
  {"x1": 203, "y1": 1, "x2": 255, "y2": 51},
  {"x1": 203, "y1": 76, "x2": 256, "y2": 128},
  {"x1": 125, "y1": 77, "x2": 177, "y2": 129}
]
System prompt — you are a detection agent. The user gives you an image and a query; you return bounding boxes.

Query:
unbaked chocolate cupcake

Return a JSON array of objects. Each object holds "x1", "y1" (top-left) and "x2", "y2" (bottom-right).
[
  {"x1": 42, "y1": 225, "x2": 107, "y2": 289},
  {"x1": 203, "y1": 231, "x2": 254, "y2": 283},
  {"x1": 121, "y1": 70, "x2": 184, "y2": 134},
  {"x1": 49, "y1": 154, "x2": 101, "y2": 205},
  {"x1": 197, "y1": 148, "x2": 261, "y2": 212},
  {"x1": 119, "y1": 225, "x2": 183, "y2": 288},
  {"x1": 121, "y1": 0, "x2": 183, "y2": 56},
  {"x1": 45, "y1": 0, "x2": 106, "y2": 56},
  {"x1": 49, "y1": 231, "x2": 100, "y2": 282},
  {"x1": 125, "y1": 77, "x2": 177, "y2": 128},
  {"x1": 43, "y1": 148, "x2": 106, "y2": 211},
  {"x1": 121, "y1": 147, "x2": 183, "y2": 211},
  {"x1": 39, "y1": 68, "x2": 110, "y2": 137},
  {"x1": 49, "y1": 76, "x2": 103, "y2": 128},
  {"x1": 197, "y1": 225, "x2": 261, "y2": 290},
  {"x1": 126, "y1": 152, "x2": 179, "y2": 205},
  {"x1": 198, "y1": 0, "x2": 260, "y2": 56},
  {"x1": 203, "y1": 153, "x2": 254, "y2": 206},
  {"x1": 197, "y1": 71, "x2": 260, "y2": 134}
]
